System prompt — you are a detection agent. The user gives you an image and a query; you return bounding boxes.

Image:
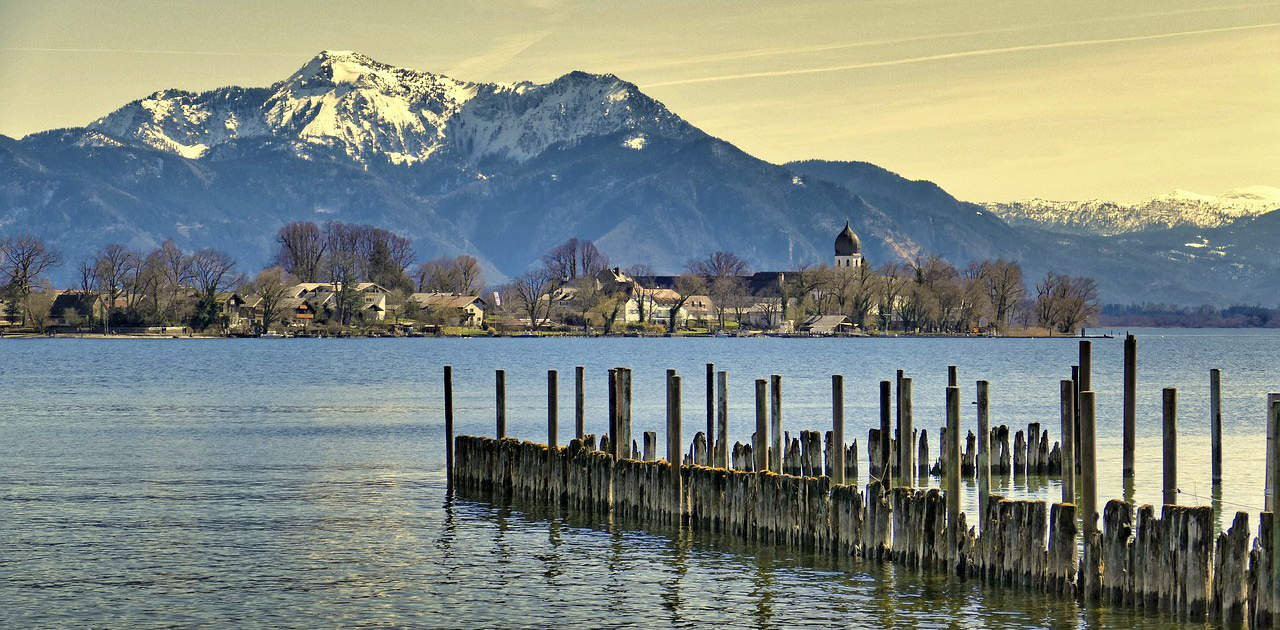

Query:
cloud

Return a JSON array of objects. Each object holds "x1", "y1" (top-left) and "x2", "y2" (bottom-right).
[
  {"x1": 644, "y1": 22, "x2": 1280, "y2": 88},
  {"x1": 445, "y1": 30, "x2": 553, "y2": 79}
]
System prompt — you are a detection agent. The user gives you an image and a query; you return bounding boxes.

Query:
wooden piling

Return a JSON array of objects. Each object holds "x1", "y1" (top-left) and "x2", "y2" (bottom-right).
[
  {"x1": 668, "y1": 372, "x2": 683, "y2": 520},
  {"x1": 833, "y1": 374, "x2": 845, "y2": 484},
  {"x1": 977, "y1": 380, "x2": 990, "y2": 526},
  {"x1": 771, "y1": 374, "x2": 783, "y2": 473},
  {"x1": 1210, "y1": 369, "x2": 1222, "y2": 486},
  {"x1": 620, "y1": 368, "x2": 633, "y2": 460},
  {"x1": 1123, "y1": 334, "x2": 1136, "y2": 478},
  {"x1": 755, "y1": 379, "x2": 768, "y2": 472},
  {"x1": 608, "y1": 368, "x2": 618, "y2": 455},
  {"x1": 946, "y1": 386, "x2": 961, "y2": 534},
  {"x1": 1060, "y1": 380, "x2": 1075, "y2": 504},
  {"x1": 880, "y1": 380, "x2": 892, "y2": 484},
  {"x1": 901, "y1": 377, "x2": 915, "y2": 486},
  {"x1": 444, "y1": 365, "x2": 454, "y2": 487},
  {"x1": 706, "y1": 363, "x2": 715, "y2": 467},
  {"x1": 496, "y1": 368, "x2": 506, "y2": 439},
  {"x1": 575, "y1": 366, "x2": 585, "y2": 440},
  {"x1": 1271, "y1": 396, "x2": 1280, "y2": 576},
  {"x1": 1163, "y1": 388, "x2": 1177, "y2": 506},
  {"x1": 948, "y1": 365, "x2": 957, "y2": 387},
  {"x1": 1079, "y1": 340, "x2": 1091, "y2": 393},
  {"x1": 716, "y1": 371, "x2": 728, "y2": 468},
  {"x1": 1269, "y1": 393, "x2": 1279, "y2": 511},
  {"x1": 1080, "y1": 390, "x2": 1098, "y2": 537},
  {"x1": 548, "y1": 369, "x2": 558, "y2": 448}
]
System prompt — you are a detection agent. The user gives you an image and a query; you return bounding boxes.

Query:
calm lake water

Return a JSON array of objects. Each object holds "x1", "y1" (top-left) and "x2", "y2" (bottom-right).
[{"x1": 2, "y1": 329, "x2": 1278, "y2": 627}]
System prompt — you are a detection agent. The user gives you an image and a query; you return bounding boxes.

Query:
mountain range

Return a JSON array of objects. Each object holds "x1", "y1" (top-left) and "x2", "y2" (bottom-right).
[
  {"x1": 982, "y1": 187, "x2": 1280, "y2": 235},
  {"x1": 2, "y1": 50, "x2": 1277, "y2": 305}
]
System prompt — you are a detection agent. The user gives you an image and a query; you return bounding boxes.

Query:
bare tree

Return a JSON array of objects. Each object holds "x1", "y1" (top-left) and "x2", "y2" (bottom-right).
[
  {"x1": 323, "y1": 222, "x2": 363, "y2": 325},
  {"x1": 275, "y1": 222, "x2": 327, "y2": 282},
  {"x1": 1, "y1": 235, "x2": 62, "y2": 325},
  {"x1": 578, "y1": 241, "x2": 609, "y2": 277},
  {"x1": 665, "y1": 274, "x2": 707, "y2": 333},
  {"x1": 512, "y1": 267, "x2": 555, "y2": 327},
  {"x1": 90, "y1": 244, "x2": 140, "y2": 333},
  {"x1": 453, "y1": 255, "x2": 484, "y2": 294},
  {"x1": 875, "y1": 262, "x2": 910, "y2": 331},
  {"x1": 974, "y1": 259, "x2": 1025, "y2": 332},
  {"x1": 689, "y1": 251, "x2": 749, "y2": 277},
  {"x1": 251, "y1": 266, "x2": 295, "y2": 333}
]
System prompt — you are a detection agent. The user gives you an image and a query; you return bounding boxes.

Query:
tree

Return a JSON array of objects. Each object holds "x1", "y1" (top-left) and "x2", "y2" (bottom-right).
[
  {"x1": 452, "y1": 255, "x2": 484, "y2": 294},
  {"x1": 875, "y1": 263, "x2": 910, "y2": 331},
  {"x1": 1, "y1": 236, "x2": 62, "y2": 325},
  {"x1": 708, "y1": 275, "x2": 745, "y2": 330},
  {"x1": 1034, "y1": 273, "x2": 1100, "y2": 334},
  {"x1": 23, "y1": 279, "x2": 56, "y2": 333},
  {"x1": 251, "y1": 266, "x2": 295, "y2": 333},
  {"x1": 689, "y1": 251, "x2": 749, "y2": 277},
  {"x1": 974, "y1": 260, "x2": 1025, "y2": 332},
  {"x1": 323, "y1": 222, "x2": 363, "y2": 325},
  {"x1": 512, "y1": 267, "x2": 554, "y2": 328},
  {"x1": 543, "y1": 238, "x2": 610, "y2": 280},
  {"x1": 90, "y1": 244, "x2": 140, "y2": 332},
  {"x1": 275, "y1": 222, "x2": 327, "y2": 282},
  {"x1": 666, "y1": 274, "x2": 706, "y2": 333}
]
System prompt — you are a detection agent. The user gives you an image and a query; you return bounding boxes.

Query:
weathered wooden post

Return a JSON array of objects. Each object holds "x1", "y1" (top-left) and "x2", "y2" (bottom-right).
[
  {"x1": 496, "y1": 368, "x2": 506, "y2": 439},
  {"x1": 1210, "y1": 369, "x2": 1222, "y2": 486},
  {"x1": 1080, "y1": 390, "x2": 1098, "y2": 535},
  {"x1": 1269, "y1": 393, "x2": 1280, "y2": 511},
  {"x1": 880, "y1": 380, "x2": 892, "y2": 483},
  {"x1": 832, "y1": 374, "x2": 845, "y2": 484},
  {"x1": 706, "y1": 363, "x2": 715, "y2": 467},
  {"x1": 1123, "y1": 334, "x2": 1136, "y2": 479},
  {"x1": 1060, "y1": 379, "x2": 1075, "y2": 504},
  {"x1": 1271, "y1": 397, "x2": 1280, "y2": 583},
  {"x1": 444, "y1": 365, "x2": 454, "y2": 487},
  {"x1": 1163, "y1": 387, "x2": 1177, "y2": 506},
  {"x1": 976, "y1": 380, "x2": 990, "y2": 525},
  {"x1": 716, "y1": 371, "x2": 728, "y2": 468},
  {"x1": 608, "y1": 368, "x2": 618, "y2": 454},
  {"x1": 770, "y1": 374, "x2": 783, "y2": 473},
  {"x1": 755, "y1": 379, "x2": 768, "y2": 472},
  {"x1": 946, "y1": 385, "x2": 960, "y2": 523},
  {"x1": 669, "y1": 372, "x2": 683, "y2": 521},
  {"x1": 895, "y1": 369, "x2": 904, "y2": 479},
  {"x1": 901, "y1": 377, "x2": 914, "y2": 485},
  {"x1": 620, "y1": 368, "x2": 633, "y2": 459},
  {"x1": 947, "y1": 365, "x2": 957, "y2": 388},
  {"x1": 547, "y1": 369, "x2": 558, "y2": 448},
  {"x1": 1079, "y1": 340, "x2": 1091, "y2": 393},
  {"x1": 575, "y1": 365, "x2": 585, "y2": 439}
]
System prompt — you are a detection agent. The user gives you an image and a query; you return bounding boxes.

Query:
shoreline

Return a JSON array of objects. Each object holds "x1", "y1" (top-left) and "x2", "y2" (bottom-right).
[{"x1": 0, "y1": 331, "x2": 1117, "y2": 340}]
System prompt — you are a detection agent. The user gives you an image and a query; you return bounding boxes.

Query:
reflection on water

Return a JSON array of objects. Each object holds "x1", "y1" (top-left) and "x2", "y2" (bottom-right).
[{"x1": 1, "y1": 330, "x2": 1275, "y2": 626}]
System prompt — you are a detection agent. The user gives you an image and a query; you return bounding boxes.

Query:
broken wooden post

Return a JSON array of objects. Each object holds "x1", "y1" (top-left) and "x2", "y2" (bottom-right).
[
  {"x1": 1060, "y1": 379, "x2": 1075, "y2": 504},
  {"x1": 1210, "y1": 368, "x2": 1222, "y2": 486},
  {"x1": 880, "y1": 380, "x2": 892, "y2": 483},
  {"x1": 771, "y1": 374, "x2": 783, "y2": 473},
  {"x1": 716, "y1": 371, "x2": 728, "y2": 468},
  {"x1": 668, "y1": 372, "x2": 683, "y2": 521},
  {"x1": 444, "y1": 365, "x2": 454, "y2": 487},
  {"x1": 574, "y1": 366, "x2": 585, "y2": 440},
  {"x1": 977, "y1": 380, "x2": 990, "y2": 526},
  {"x1": 547, "y1": 369, "x2": 558, "y2": 448},
  {"x1": 945, "y1": 385, "x2": 961, "y2": 541},
  {"x1": 643, "y1": 431, "x2": 656, "y2": 461},
  {"x1": 1163, "y1": 387, "x2": 1177, "y2": 506},
  {"x1": 901, "y1": 377, "x2": 914, "y2": 485},
  {"x1": 755, "y1": 379, "x2": 768, "y2": 472},
  {"x1": 833, "y1": 374, "x2": 845, "y2": 484},
  {"x1": 1123, "y1": 334, "x2": 1136, "y2": 479},
  {"x1": 1079, "y1": 340, "x2": 1091, "y2": 393},
  {"x1": 706, "y1": 363, "x2": 715, "y2": 467},
  {"x1": 496, "y1": 368, "x2": 506, "y2": 439},
  {"x1": 1080, "y1": 390, "x2": 1098, "y2": 537},
  {"x1": 620, "y1": 368, "x2": 633, "y2": 459}
]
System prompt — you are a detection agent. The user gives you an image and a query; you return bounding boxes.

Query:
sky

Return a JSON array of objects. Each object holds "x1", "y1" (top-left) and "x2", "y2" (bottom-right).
[{"x1": 1, "y1": 0, "x2": 1277, "y2": 202}]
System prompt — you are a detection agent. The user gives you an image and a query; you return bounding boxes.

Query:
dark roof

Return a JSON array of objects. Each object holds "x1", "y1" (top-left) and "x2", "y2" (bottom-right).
[
  {"x1": 632, "y1": 272, "x2": 786, "y2": 297},
  {"x1": 50, "y1": 292, "x2": 96, "y2": 317},
  {"x1": 835, "y1": 220, "x2": 861, "y2": 256}
]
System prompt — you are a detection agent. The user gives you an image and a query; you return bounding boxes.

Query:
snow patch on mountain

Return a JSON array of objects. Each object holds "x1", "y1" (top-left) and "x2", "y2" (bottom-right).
[
  {"x1": 982, "y1": 187, "x2": 1280, "y2": 235},
  {"x1": 82, "y1": 50, "x2": 696, "y2": 166}
]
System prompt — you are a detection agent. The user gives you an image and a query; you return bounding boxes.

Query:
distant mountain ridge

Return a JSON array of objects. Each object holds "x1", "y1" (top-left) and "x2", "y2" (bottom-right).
[
  {"x1": 2, "y1": 50, "x2": 1279, "y2": 305},
  {"x1": 981, "y1": 187, "x2": 1280, "y2": 236}
]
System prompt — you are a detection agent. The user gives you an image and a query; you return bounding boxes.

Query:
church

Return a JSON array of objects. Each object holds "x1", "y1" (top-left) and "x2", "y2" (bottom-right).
[{"x1": 834, "y1": 220, "x2": 863, "y2": 269}]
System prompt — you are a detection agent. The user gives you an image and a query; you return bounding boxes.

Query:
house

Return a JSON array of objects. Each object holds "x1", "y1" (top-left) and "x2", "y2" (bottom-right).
[
  {"x1": 289, "y1": 282, "x2": 389, "y2": 322},
  {"x1": 798, "y1": 314, "x2": 854, "y2": 335},
  {"x1": 408, "y1": 293, "x2": 486, "y2": 327},
  {"x1": 49, "y1": 291, "x2": 100, "y2": 327},
  {"x1": 280, "y1": 297, "x2": 318, "y2": 326}
]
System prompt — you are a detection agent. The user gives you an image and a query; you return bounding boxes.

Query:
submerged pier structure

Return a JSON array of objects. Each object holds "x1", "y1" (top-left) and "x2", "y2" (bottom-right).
[{"x1": 444, "y1": 338, "x2": 1280, "y2": 626}]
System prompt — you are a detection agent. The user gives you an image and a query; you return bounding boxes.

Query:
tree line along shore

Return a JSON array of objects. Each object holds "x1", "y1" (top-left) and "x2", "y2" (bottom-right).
[{"x1": 1, "y1": 220, "x2": 1110, "y2": 337}]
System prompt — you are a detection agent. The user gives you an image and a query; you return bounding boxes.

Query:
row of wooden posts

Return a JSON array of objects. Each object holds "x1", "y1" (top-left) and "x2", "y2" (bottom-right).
[{"x1": 442, "y1": 336, "x2": 1280, "y2": 625}]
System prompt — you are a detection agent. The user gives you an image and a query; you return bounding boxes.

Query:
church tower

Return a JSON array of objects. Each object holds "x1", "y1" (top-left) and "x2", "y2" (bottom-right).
[{"x1": 834, "y1": 220, "x2": 863, "y2": 269}]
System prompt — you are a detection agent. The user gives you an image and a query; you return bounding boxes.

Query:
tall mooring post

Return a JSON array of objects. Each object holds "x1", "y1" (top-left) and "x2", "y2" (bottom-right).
[
  {"x1": 1123, "y1": 334, "x2": 1137, "y2": 478},
  {"x1": 608, "y1": 368, "x2": 617, "y2": 455},
  {"x1": 770, "y1": 374, "x2": 783, "y2": 473},
  {"x1": 832, "y1": 374, "x2": 845, "y2": 484},
  {"x1": 900, "y1": 377, "x2": 914, "y2": 485},
  {"x1": 754, "y1": 379, "x2": 768, "y2": 472},
  {"x1": 1270, "y1": 396, "x2": 1280, "y2": 573},
  {"x1": 706, "y1": 363, "x2": 715, "y2": 467},
  {"x1": 976, "y1": 380, "x2": 990, "y2": 527},
  {"x1": 947, "y1": 365, "x2": 958, "y2": 388},
  {"x1": 1210, "y1": 369, "x2": 1222, "y2": 486},
  {"x1": 880, "y1": 380, "x2": 892, "y2": 483},
  {"x1": 620, "y1": 368, "x2": 633, "y2": 459},
  {"x1": 668, "y1": 371, "x2": 683, "y2": 517},
  {"x1": 1080, "y1": 390, "x2": 1098, "y2": 536},
  {"x1": 547, "y1": 369, "x2": 558, "y2": 448},
  {"x1": 1162, "y1": 387, "x2": 1177, "y2": 506},
  {"x1": 574, "y1": 366, "x2": 585, "y2": 440},
  {"x1": 1059, "y1": 379, "x2": 1076, "y2": 504},
  {"x1": 945, "y1": 385, "x2": 961, "y2": 549},
  {"x1": 444, "y1": 365, "x2": 454, "y2": 487},
  {"x1": 716, "y1": 371, "x2": 728, "y2": 468},
  {"x1": 1268, "y1": 393, "x2": 1280, "y2": 511},
  {"x1": 495, "y1": 368, "x2": 506, "y2": 439}
]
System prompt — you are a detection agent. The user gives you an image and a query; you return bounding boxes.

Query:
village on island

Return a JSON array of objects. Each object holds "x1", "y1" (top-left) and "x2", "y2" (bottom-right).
[{"x1": 0, "y1": 221, "x2": 1099, "y2": 338}]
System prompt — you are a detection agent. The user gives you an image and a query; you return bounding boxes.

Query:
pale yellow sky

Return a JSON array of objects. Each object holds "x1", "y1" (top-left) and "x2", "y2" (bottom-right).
[{"x1": 1, "y1": 0, "x2": 1277, "y2": 201}]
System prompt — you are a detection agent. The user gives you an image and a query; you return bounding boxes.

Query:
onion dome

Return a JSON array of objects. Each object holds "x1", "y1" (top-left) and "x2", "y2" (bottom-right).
[{"x1": 835, "y1": 220, "x2": 861, "y2": 256}]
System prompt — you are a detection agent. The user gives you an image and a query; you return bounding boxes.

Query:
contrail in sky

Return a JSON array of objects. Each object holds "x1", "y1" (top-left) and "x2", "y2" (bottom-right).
[{"x1": 644, "y1": 22, "x2": 1280, "y2": 88}]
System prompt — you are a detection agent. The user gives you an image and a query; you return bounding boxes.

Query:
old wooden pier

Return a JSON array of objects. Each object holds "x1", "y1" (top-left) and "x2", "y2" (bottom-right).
[{"x1": 445, "y1": 339, "x2": 1280, "y2": 626}]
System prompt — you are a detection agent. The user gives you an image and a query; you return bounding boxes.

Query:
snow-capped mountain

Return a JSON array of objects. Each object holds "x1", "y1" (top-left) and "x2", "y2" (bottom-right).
[
  {"x1": 982, "y1": 187, "x2": 1280, "y2": 236},
  {"x1": 88, "y1": 50, "x2": 698, "y2": 165}
]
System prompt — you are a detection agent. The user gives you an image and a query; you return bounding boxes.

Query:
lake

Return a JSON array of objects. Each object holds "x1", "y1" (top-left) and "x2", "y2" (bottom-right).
[{"x1": 2, "y1": 329, "x2": 1277, "y2": 627}]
